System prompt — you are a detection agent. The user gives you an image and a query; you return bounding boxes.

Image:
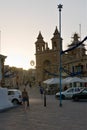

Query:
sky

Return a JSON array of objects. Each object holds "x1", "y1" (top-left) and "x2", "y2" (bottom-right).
[{"x1": 0, "y1": 0, "x2": 87, "y2": 70}]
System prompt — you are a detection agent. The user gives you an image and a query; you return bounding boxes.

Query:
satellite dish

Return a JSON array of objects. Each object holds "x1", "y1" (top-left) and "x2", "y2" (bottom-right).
[{"x1": 30, "y1": 60, "x2": 35, "y2": 66}]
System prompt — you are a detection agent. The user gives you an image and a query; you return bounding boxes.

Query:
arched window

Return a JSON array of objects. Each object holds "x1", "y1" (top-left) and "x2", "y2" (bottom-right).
[
  {"x1": 53, "y1": 42, "x2": 57, "y2": 50},
  {"x1": 36, "y1": 45, "x2": 40, "y2": 51}
]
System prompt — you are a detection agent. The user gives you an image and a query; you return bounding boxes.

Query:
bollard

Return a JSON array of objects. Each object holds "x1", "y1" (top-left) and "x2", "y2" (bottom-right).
[
  {"x1": 27, "y1": 96, "x2": 30, "y2": 107},
  {"x1": 44, "y1": 92, "x2": 46, "y2": 107}
]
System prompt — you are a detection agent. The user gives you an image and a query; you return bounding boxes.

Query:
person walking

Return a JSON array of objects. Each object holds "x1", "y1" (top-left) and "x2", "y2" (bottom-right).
[{"x1": 22, "y1": 88, "x2": 29, "y2": 111}]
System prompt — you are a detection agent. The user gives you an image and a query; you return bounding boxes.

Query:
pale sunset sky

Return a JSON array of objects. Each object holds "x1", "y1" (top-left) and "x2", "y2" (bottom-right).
[{"x1": 0, "y1": 0, "x2": 87, "y2": 70}]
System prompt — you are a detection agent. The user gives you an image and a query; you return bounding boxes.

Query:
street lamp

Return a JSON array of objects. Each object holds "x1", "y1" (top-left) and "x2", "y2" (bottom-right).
[{"x1": 58, "y1": 4, "x2": 63, "y2": 107}]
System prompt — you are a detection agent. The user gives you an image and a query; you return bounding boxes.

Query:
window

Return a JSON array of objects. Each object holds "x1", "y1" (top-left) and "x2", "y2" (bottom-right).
[
  {"x1": 53, "y1": 42, "x2": 57, "y2": 50},
  {"x1": 67, "y1": 89, "x2": 74, "y2": 93},
  {"x1": 8, "y1": 91, "x2": 14, "y2": 95}
]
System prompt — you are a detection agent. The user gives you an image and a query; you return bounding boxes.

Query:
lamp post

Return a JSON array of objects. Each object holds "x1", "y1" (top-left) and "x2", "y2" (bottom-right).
[{"x1": 58, "y1": 4, "x2": 63, "y2": 107}]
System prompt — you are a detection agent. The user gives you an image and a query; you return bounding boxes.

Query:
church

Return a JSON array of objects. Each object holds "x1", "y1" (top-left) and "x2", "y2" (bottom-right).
[{"x1": 35, "y1": 27, "x2": 87, "y2": 84}]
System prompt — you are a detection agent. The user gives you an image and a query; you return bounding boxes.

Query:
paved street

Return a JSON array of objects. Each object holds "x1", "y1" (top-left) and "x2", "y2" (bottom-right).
[{"x1": 0, "y1": 86, "x2": 87, "y2": 130}]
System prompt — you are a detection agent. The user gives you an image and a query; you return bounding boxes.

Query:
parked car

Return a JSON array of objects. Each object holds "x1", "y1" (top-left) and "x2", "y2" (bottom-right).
[
  {"x1": 8, "y1": 89, "x2": 22, "y2": 105},
  {"x1": 72, "y1": 88, "x2": 87, "y2": 101},
  {"x1": 55, "y1": 87, "x2": 83, "y2": 99}
]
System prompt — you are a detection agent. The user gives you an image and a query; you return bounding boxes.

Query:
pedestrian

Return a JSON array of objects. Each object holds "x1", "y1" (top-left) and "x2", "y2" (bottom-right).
[
  {"x1": 22, "y1": 88, "x2": 29, "y2": 111},
  {"x1": 64, "y1": 85, "x2": 68, "y2": 91}
]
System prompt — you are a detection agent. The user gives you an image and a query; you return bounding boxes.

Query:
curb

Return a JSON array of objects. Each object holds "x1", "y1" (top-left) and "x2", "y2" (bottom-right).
[{"x1": 0, "y1": 105, "x2": 18, "y2": 113}]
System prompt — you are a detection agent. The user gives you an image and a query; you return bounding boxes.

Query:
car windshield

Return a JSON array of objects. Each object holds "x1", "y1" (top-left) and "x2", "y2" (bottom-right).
[{"x1": 82, "y1": 89, "x2": 87, "y2": 94}]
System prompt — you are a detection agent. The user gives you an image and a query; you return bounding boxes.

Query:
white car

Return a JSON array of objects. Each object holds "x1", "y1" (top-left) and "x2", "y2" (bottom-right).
[
  {"x1": 8, "y1": 89, "x2": 22, "y2": 105},
  {"x1": 55, "y1": 87, "x2": 83, "y2": 99}
]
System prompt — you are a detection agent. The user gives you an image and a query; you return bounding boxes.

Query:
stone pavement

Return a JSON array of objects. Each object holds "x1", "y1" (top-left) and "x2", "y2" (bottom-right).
[{"x1": 0, "y1": 86, "x2": 87, "y2": 130}]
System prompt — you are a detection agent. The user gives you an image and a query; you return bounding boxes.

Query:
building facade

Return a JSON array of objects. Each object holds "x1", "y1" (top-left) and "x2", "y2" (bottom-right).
[
  {"x1": 35, "y1": 27, "x2": 87, "y2": 83},
  {"x1": 0, "y1": 54, "x2": 7, "y2": 86}
]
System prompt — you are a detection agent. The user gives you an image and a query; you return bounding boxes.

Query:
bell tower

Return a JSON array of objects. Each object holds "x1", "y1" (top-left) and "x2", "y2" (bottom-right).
[
  {"x1": 68, "y1": 33, "x2": 86, "y2": 57},
  {"x1": 35, "y1": 31, "x2": 46, "y2": 53},
  {"x1": 51, "y1": 26, "x2": 62, "y2": 51}
]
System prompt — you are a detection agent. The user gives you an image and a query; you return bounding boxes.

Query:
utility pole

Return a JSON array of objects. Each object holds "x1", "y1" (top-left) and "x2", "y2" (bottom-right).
[{"x1": 58, "y1": 4, "x2": 63, "y2": 107}]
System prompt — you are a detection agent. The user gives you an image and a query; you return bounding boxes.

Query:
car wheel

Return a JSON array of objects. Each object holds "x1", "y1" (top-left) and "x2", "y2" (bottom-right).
[{"x1": 12, "y1": 99, "x2": 19, "y2": 105}]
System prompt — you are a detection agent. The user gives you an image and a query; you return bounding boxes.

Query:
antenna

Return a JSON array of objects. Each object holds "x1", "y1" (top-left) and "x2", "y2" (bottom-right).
[{"x1": 79, "y1": 24, "x2": 81, "y2": 41}]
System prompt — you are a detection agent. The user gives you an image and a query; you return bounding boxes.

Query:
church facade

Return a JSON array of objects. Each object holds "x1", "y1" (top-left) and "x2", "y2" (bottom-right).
[{"x1": 35, "y1": 27, "x2": 87, "y2": 83}]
